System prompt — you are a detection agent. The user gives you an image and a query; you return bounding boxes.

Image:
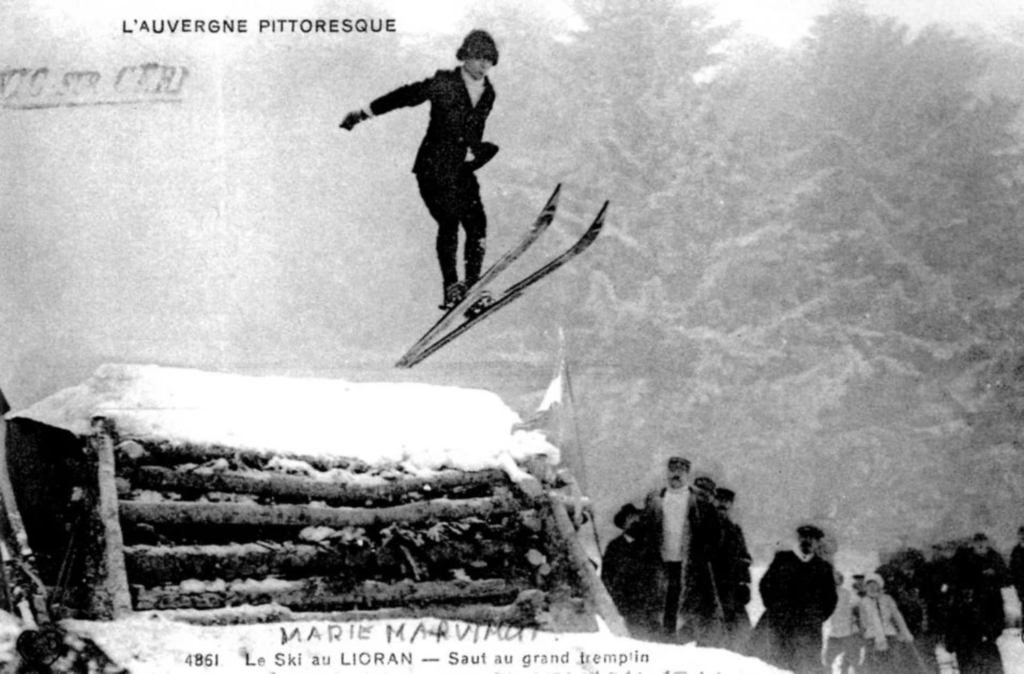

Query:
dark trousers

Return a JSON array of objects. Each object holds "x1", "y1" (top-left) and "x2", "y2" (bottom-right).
[
  {"x1": 956, "y1": 639, "x2": 1002, "y2": 674},
  {"x1": 663, "y1": 561, "x2": 684, "y2": 635},
  {"x1": 416, "y1": 169, "x2": 487, "y2": 292}
]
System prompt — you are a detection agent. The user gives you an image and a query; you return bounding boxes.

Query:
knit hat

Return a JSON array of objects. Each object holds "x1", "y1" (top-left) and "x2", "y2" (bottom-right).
[{"x1": 457, "y1": 30, "x2": 499, "y2": 65}]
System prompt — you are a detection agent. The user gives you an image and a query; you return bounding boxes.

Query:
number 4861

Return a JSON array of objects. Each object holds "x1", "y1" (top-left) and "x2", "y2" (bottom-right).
[{"x1": 185, "y1": 653, "x2": 220, "y2": 667}]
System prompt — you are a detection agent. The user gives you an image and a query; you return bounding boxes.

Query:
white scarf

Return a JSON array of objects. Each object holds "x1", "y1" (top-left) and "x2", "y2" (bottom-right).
[{"x1": 460, "y1": 67, "x2": 486, "y2": 107}]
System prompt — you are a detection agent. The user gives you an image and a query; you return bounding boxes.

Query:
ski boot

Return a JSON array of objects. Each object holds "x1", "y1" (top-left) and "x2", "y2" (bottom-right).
[{"x1": 439, "y1": 282, "x2": 467, "y2": 311}]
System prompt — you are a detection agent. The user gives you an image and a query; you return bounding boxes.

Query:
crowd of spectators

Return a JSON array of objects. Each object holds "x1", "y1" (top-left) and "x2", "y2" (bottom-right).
[{"x1": 600, "y1": 456, "x2": 1023, "y2": 674}]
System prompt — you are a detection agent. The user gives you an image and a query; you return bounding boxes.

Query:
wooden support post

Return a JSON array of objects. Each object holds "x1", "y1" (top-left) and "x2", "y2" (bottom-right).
[
  {"x1": 547, "y1": 494, "x2": 630, "y2": 637},
  {"x1": 89, "y1": 416, "x2": 133, "y2": 618},
  {"x1": 0, "y1": 418, "x2": 42, "y2": 620}
]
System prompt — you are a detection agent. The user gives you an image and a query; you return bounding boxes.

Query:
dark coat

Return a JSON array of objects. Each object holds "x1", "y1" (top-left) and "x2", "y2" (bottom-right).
[
  {"x1": 369, "y1": 68, "x2": 495, "y2": 181},
  {"x1": 1011, "y1": 543, "x2": 1024, "y2": 602},
  {"x1": 947, "y1": 547, "x2": 1007, "y2": 648},
  {"x1": 876, "y1": 548, "x2": 929, "y2": 637},
  {"x1": 715, "y1": 518, "x2": 752, "y2": 626},
  {"x1": 760, "y1": 550, "x2": 837, "y2": 633},
  {"x1": 756, "y1": 549, "x2": 837, "y2": 672},
  {"x1": 922, "y1": 551, "x2": 957, "y2": 640},
  {"x1": 601, "y1": 532, "x2": 658, "y2": 634},
  {"x1": 641, "y1": 487, "x2": 723, "y2": 622}
]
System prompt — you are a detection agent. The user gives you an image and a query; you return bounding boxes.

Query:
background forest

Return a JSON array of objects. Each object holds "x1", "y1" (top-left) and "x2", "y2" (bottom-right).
[
  {"x1": 5, "y1": 0, "x2": 1024, "y2": 562},
  {"x1": 384, "y1": 0, "x2": 1024, "y2": 557}
]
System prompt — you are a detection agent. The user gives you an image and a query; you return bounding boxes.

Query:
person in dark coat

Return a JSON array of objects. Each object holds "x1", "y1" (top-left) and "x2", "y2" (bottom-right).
[
  {"x1": 946, "y1": 533, "x2": 1008, "y2": 674},
  {"x1": 922, "y1": 540, "x2": 958, "y2": 646},
  {"x1": 640, "y1": 456, "x2": 723, "y2": 644},
  {"x1": 756, "y1": 524, "x2": 838, "y2": 673},
  {"x1": 876, "y1": 543, "x2": 928, "y2": 638},
  {"x1": 1010, "y1": 525, "x2": 1024, "y2": 619},
  {"x1": 340, "y1": 30, "x2": 501, "y2": 310},
  {"x1": 692, "y1": 475, "x2": 717, "y2": 504},
  {"x1": 601, "y1": 503, "x2": 658, "y2": 640},
  {"x1": 709, "y1": 487, "x2": 752, "y2": 652}
]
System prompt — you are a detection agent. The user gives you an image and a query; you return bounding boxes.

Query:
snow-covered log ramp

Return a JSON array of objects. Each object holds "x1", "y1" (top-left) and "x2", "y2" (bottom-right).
[{"x1": 4, "y1": 365, "x2": 624, "y2": 635}]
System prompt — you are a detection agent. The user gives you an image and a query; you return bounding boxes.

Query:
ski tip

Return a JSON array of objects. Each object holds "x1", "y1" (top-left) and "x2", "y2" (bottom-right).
[
  {"x1": 595, "y1": 200, "x2": 610, "y2": 222},
  {"x1": 546, "y1": 183, "x2": 562, "y2": 208}
]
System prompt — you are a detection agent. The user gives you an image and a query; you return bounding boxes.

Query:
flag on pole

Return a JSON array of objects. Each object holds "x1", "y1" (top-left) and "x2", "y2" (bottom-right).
[
  {"x1": 514, "y1": 328, "x2": 588, "y2": 493},
  {"x1": 529, "y1": 331, "x2": 603, "y2": 564}
]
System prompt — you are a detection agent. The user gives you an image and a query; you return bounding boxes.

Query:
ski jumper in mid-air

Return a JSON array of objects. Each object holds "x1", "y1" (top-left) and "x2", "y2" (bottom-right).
[{"x1": 340, "y1": 29, "x2": 500, "y2": 311}]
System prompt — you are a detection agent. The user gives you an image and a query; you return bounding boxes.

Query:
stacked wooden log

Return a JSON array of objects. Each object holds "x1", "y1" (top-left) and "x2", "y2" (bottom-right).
[{"x1": 87, "y1": 424, "x2": 600, "y2": 630}]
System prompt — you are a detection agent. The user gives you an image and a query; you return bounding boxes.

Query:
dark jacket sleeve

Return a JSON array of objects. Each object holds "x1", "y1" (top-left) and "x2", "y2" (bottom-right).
[
  {"x1": 465, "y1": 141, "x2": 499, "y2": 172},
  {"x1": 368, "y1": 74, "x2": 435, "y2": 117},
  {"x1": 691, "y1": 499, "x2": 722, "y2": 564},
  {"x1": 1011, "y1": 546, "x2": 1024, "y2": 594}
]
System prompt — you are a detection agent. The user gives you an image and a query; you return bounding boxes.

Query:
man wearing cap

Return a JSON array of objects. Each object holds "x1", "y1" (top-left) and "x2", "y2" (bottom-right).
[
  {"x1": 712, "y1": 487, "x2": 752, "y2": 651},
  {"x1": 340, "y1": 30, "x2": 501, "y2": 311},
  {"x1": 757, "y1": 524, "x2": 837, "y2": 673},
  {"x1": 640, "y1": 456, "x2": 722, "y2": 643},
  {"x1": 602, "y1": 503, "x2": 657, "y2": 639},
  {"x1": 692, "y1": 475, "x2": 717, "y2": 505},
  {"x1": 947, "y1": 533, "x2": 1009, "y2": 674}
]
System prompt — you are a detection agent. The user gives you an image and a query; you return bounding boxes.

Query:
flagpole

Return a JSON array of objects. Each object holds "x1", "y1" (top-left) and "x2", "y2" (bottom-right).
[
  {"x1": 558, "y1": 329, "x2": 604, "y2": 557},
  {"x1": 561, "y1": 335, "x2": 588, "y2": 493}
]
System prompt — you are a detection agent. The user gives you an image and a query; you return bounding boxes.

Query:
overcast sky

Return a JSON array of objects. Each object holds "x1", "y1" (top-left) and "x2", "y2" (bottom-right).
[{"x1": 703, "y1": 0, "x2": 1024, "y2": 44}]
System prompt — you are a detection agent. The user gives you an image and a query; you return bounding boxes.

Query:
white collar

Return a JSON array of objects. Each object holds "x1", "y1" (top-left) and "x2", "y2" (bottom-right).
[
  {"x1": 794, "y1": 546, "x2": 814, "y2": 562},
  {"x1": 460, "y1": 66, "x2": 486, "y2": 88}
]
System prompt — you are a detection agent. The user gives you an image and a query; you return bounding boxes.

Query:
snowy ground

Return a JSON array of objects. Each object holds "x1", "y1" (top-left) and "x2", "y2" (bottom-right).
[
  {"x1": 63, "y1": 613, "x2": 788, "y2": 674},
  {"x1": 2, "y1": 612, "x2": 1021, "y2": 674},
  {"x1": 6, "y1": 366, "x2": 1024, "y2": 672}
]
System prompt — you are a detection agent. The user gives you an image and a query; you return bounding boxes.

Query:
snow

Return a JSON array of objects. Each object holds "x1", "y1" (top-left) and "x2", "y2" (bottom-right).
[
  {"x1": 0, "y1": 611, "x2": 20, "y2": 671},
  {"x1": 179, "y1": 579, "x2": 228, "y2": 594},
  {"x1": 1, "y1": 613, "x2": 1017, "y2": 674},
  {"x1": 6, "y1": 364, "x2": 560, "y2": 475},
  {"x1": 63, "y1": 614, "x2": 790, "y2": 674}
]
